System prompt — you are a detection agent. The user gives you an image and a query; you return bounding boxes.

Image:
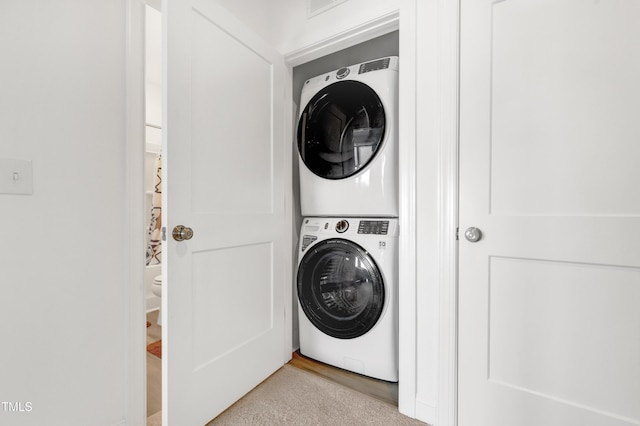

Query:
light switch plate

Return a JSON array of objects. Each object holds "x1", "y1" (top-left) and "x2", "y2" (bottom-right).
[{"x1": 0, "y1": 158, "x2": 33, "y2": 195}]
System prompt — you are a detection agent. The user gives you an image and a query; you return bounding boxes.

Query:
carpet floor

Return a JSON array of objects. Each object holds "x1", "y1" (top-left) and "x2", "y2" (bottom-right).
[
  {"x1": 149, "y1": 364, "x2": 425, "y2": 425},
  {"x1": 206, "y1": 364, "x2": 425, "y2": 425},
  {"x1": 147, "y1": 365, "x2": 425, "y2": 426},
  {"x1": 145, "y1": 310, "x2": 422, "y2": 426}
]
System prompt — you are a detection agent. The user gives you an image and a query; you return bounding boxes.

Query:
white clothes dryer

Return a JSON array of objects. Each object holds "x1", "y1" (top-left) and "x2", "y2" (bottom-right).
[
  {"x1": 296, "y1": 217, "x2": 398, "y2": 382},
  {"x1": 297, "y1": 57, "x2": 398, "y2": 217}
]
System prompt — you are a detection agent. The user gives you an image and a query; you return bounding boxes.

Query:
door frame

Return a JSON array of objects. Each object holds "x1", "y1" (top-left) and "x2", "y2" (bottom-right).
[
  {"x1": 125, "y1": 0, "x2": 147, "y2": 424},
  {"x1": 399, "y1": 0, "x2": 460, "y2": 425}
]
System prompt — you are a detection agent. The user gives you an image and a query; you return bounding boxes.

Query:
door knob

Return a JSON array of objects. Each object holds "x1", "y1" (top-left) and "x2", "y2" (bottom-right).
[
  {"x1": 172, "y1": 225, "x2": 194, "y2": 241},
  {"x1": 464, "y1": 227, "x2": 482, "y2": 243}
]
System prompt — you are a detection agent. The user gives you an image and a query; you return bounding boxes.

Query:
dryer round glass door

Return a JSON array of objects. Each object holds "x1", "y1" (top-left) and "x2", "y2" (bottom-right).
[
  {"x1": 297, "y1": 80, "x2": 385, "y2": 180},
  {"x1": 297, "y1": 238, "x2": 385, "y2": 339}
]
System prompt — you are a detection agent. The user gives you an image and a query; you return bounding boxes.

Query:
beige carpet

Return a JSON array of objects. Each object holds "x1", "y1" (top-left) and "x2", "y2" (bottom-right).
[{"x1": 148, "y1": 364, "x2": 426, "y2": 425}]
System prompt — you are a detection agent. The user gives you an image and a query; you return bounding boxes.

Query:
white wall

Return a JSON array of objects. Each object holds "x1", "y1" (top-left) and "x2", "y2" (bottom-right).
[
  {"x1": 270, "y1": 0, "x2": 400, "y2": 54},
  {"x1": 211, "y1": 0, "x2": 400, "y2": 57},
  {"x1": 0, "y1": 1, "x2": 129, "y2": 425},
  {"x1": 214, "y1": 0, "x2": 272, "y2": 46}
]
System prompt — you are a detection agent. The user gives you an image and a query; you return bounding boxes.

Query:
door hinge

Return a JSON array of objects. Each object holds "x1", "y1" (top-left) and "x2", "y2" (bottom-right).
[
  {"x1": 162, "y1": 227, "x2": 167, "y2": 241},
  {"x1": 456, "y1": 227, "x2": 459, "y2": 240}
]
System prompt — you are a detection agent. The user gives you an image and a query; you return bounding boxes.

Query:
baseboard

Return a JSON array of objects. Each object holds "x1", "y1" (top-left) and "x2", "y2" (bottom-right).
[{"x1": 415, "y1": 395, "x2": 438, "y2": 425}]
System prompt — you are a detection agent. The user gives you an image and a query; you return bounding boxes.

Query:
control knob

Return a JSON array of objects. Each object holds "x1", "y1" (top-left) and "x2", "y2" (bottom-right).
[
  {"x1": 336, "y1": 67, "x2": 350, "y2": 79},
  {"x1": 335, "y1": 220, "x2": 349, "y2": 233}
]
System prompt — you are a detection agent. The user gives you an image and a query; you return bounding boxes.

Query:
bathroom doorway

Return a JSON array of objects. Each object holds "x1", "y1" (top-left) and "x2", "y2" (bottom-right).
[{"x1": 144, "y1": 0, "x2": 162, "y2": 419}]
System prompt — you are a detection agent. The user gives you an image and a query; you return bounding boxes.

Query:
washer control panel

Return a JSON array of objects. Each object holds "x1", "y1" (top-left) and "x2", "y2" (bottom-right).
[{"x1": 357, "y1": 220, "x2": 389, "y2": 235}]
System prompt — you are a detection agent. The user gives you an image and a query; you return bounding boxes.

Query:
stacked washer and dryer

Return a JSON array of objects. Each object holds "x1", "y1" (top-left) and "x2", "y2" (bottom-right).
[{"x1": 296, "y1": 57, "x2": 399, "y2": 382}]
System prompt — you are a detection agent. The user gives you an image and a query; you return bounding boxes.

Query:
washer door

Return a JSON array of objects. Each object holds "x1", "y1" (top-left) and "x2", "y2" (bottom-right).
[
  {"x1": 297, "y1": 80, "x2": 385, "y2": 180},
  {"x1": 297, "y1": 238, "x2": 385, "y2": 339}
]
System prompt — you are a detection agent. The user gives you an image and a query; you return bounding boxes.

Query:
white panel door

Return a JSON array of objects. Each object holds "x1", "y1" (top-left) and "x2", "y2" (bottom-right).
[
  {"x1": 162, "y1": 0, "x2": 290, "y2": 424},
  {"x1": 458, "y1": 1, "x2": 640, "y2": 425}
]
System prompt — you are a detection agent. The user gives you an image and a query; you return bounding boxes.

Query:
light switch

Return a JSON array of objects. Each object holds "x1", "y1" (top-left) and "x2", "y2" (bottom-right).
[{"x1": 0, "y1": 158, "x2": 33, "y2": 195}]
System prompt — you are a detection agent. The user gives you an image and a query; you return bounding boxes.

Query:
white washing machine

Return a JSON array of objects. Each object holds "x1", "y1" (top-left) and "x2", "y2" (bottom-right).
[
  {"x1": 296, "y1": 217, "x2": 398, "y2": 382},
  {"x1": 297, "y1": 56, "x2": 398, "y2": 217}
]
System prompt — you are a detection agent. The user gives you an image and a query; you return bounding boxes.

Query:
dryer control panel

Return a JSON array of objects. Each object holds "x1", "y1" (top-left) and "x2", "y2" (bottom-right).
[
  {"x1": 357, "y1": 220, "x2": 389, "y2": 235},
  {"x1": 358, "y1": 57, "x2": 391, "y2": 74}
]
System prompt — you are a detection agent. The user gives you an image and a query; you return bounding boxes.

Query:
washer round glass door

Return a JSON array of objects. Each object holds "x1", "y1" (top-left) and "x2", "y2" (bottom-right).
[
  {"x1": 297, "y1": 80, "x2": 385, "y2": 180},
  {"x1": 297, "y1": 238, "x2": 385, "y2": 339}
]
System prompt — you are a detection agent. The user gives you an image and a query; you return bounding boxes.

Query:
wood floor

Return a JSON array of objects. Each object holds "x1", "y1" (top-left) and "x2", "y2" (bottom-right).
[
  {"x1": 145, "y1": 311, "x2": 399, "y2": 420},
  {"x1": 146, "y1": 310, "x2": 162, "y2": 417}
]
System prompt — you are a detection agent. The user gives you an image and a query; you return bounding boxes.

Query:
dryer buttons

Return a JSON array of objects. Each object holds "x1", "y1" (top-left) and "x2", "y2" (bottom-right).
[
  {"x1": 336, "y1": 67, "x2": 350, "y2": 79},
  {"x1": 335, "y1": 220, "x2": 349, "y2": 233}
]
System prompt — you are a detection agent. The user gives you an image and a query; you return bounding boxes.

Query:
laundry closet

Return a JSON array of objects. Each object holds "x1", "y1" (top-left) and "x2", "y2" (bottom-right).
[{"x1": 5, "y1": 0, "x2": 636, "y2": 423}]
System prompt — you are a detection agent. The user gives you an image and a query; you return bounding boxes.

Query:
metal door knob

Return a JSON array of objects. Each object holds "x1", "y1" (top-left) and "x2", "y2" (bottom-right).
[
  {"x1": 172, "y1": 225, "x2": 194, "y2": 241},
  {"x1": 464, "y1": 227, "x2": 482, "y2": 243}
]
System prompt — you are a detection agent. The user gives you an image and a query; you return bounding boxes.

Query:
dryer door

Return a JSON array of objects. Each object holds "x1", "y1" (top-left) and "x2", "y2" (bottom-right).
[
  {"x1": 297, "y1": 238, "x2": 385, "y2": 339},
  {"x1": 297, "y1": 80, "x2": 385, "y2": 180}
]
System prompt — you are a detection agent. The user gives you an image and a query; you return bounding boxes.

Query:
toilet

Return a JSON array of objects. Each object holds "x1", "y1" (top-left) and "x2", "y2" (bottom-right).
[{"x1": 151, "y1": 275, "x2": 162, "y2": 325}]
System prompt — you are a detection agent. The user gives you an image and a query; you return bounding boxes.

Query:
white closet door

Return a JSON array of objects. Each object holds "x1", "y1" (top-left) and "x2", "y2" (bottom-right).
[{"x1": 458, "y1": 1, "x2": 640, "y2": 425}]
